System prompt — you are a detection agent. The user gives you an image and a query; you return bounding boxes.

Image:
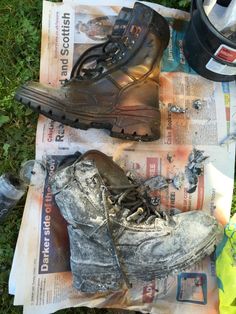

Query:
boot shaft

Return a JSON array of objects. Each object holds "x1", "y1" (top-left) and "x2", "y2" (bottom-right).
[
  {"x1": 115, "y1": 2, "x2": 170, "y2": 81},
  {"x1": 74, "y1": 2, "x2": 170, "y2": 82}
]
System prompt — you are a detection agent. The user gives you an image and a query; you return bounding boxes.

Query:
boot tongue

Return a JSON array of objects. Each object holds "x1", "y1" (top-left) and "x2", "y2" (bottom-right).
[
  {"x1": 121, "y1": 2, "x2": 152, "y2": 41},
  {"x1": 80, "y1": 150, "x2": 131, "y2": 188},
  {"x1": 112, "y1": 7, "x2": 132, "y2": 38}
]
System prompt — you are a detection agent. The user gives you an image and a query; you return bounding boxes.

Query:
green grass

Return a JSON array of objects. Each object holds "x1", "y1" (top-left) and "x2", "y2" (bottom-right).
[
  {"x1": 0, "y1": 1, "x2": 41, "y2": 312},
  {"x1": 231, "y1": 182, "x2": 236, "y2": 216},
  {"x1": 0, "y1": 0, "x2": 235, "y2": 313}
]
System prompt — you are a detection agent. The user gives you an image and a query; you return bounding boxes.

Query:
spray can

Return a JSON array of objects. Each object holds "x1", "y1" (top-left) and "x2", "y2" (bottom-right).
[{"x1": 0, "y1": 173, "x2": 26, "y2": 222}]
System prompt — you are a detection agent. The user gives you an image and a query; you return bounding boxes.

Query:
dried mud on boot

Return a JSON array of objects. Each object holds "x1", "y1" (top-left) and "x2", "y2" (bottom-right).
[{"x1": 50, "y1": 150, "x2": 223, "y2": 293}]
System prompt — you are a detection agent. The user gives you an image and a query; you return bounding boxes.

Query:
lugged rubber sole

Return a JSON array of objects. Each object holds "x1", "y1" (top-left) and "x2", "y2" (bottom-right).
[
  {"x1": 128, "y1": 231, "x2": 218, "y2": 281},
  {"x1": 15, "y1": 86, "x2": 161, "y2": 142}
]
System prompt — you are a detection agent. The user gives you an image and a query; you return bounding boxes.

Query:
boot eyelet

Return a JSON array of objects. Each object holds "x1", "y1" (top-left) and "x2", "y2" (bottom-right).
[{"x1": 123, "y1": 36, "x2": 130, "y2": 46}]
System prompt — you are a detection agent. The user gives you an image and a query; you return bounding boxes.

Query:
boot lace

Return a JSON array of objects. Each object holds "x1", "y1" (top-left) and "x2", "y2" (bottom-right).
[
  {"x1": 100, "y1": 183, "x2": 174, "y2": 289},
  {"x1": 102, "y1": 183, "x2": 175, "y2": 225},
  {"x1": 71, "y1": 35, "x2": 134, "y2": 80}
]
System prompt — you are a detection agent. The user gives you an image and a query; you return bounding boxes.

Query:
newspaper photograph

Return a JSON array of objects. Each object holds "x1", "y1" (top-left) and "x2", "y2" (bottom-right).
[{"x1": 9, "y1": 0, "x2": 236, "y2": 313}]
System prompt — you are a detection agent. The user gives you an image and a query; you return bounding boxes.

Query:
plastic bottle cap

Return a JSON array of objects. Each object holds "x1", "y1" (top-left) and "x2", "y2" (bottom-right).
[{"x1": 19, "y1": 160, "x2": 47, "y2": 187}]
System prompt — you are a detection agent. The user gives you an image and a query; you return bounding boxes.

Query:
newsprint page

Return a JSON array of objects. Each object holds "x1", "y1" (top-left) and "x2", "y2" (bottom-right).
[{"x1": 9, "y1": 1, "x2": 236, "y2": 313}]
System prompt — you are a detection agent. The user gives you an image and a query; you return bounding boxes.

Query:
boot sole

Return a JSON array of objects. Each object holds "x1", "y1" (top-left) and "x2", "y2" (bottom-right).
[
  {"x1": 15, "y1": 86, "x2": 160, "y2": 142},
  {"x1": 127, "y1": 230, "x2": 218, "y2": 281}
]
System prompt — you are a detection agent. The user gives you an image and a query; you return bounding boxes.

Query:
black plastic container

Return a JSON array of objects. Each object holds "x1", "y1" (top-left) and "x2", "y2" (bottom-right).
[{"x1": 183, "y1": 0, "x2": 236, "y2": 82}]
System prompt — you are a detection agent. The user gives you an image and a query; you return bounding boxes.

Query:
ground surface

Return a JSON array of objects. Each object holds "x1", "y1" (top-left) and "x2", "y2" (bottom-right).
[{"x1": 0, "y1": 0, "x2": 235, "y2": 313}]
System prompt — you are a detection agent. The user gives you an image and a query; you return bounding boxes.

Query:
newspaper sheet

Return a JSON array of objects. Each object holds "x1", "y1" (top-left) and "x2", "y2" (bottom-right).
[{"x1": 9, "y1": 0, "x2": 236, "y2": 313}]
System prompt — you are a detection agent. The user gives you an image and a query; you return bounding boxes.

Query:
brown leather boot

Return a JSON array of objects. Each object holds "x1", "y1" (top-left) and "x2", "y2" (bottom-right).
[{"x1": 15, "y1": 2, "x2": 170, "y2": 141}]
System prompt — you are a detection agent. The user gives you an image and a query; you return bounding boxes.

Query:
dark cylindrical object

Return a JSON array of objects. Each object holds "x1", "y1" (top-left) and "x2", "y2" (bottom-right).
[
  {"x1": 216, "y1": 0, "x2": 231, "y2": 7},
  {"x1": 0, "y1": 174, "x2": 25, "y2": 222},
  {"x1": 183, "y1": 0, "x2": 236, "y2": 82}
]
